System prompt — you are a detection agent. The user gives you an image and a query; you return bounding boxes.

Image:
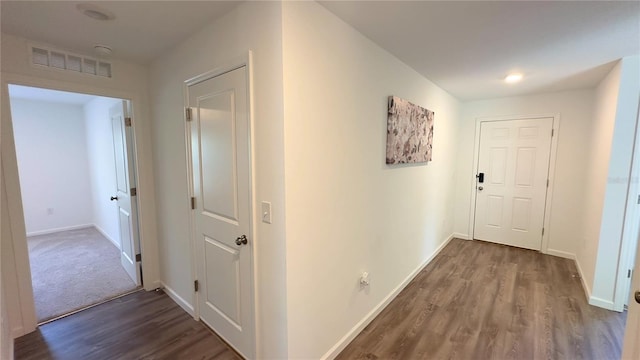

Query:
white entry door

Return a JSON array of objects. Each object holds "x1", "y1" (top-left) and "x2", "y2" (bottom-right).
[
  {"x1": 188, "y1": 66, "x2": 254, "y2": 358},
  {"x1": 474, "y1": 118, "x2": 553, "y2": 250},
  {"x1": 110, "y1": 101, "x2": 141, "y2": 285}
]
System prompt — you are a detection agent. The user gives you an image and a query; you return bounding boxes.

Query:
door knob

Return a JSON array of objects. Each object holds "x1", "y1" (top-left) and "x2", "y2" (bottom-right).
[
  {"x1": 110, "y1": 196, "x2": 118, "y2": 201},
  {"x1": 478, "y1": 186, "x2": 484, "y2": 191},
  {"x1": 635, "y1": 291, "x2": 640, "y2": 304},
  {"x1": 235, "y1": 235, "x2": 248, "y2": 246}
]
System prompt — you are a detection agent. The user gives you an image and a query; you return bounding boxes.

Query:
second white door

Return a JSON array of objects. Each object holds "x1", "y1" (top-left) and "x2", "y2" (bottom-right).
[
  {"x1": 189, "y1": 66, "x2": 254, "y2": 358},
  {"x1": 474, "y1": 118, "x2": 553, "y2": 250},
  {"x1": 109, "y1": 101, "x2": 141, "y2": 285}
]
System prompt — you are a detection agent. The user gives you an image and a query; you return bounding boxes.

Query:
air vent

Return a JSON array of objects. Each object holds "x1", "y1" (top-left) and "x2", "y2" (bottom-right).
[{"x1": 30, "y1": 45, "x2": 112, "y2": 78}]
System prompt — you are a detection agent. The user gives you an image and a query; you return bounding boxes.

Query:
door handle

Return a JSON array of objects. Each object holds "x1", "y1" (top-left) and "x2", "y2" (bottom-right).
[
  {"x1": 478, "y1": 186, "x2": 484, "y2": 191},
  {"x1": 110, "y1": 196, "x2": 118, "y2": 201},
  {"x1": 635, "y1": 291, "x2": 640, "y2": 304},
  {"x1": 235, "y1": 235, "x2": 248, "y2": 246}
]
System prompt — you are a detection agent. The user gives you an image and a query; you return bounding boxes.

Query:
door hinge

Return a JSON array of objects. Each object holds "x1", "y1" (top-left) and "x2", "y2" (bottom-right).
[
  {"x1": 135, "y1": 253, "x2": 142, "y2": 262},
  {"x1": 125, "y1": 117, "x2": 132, "y2": 127},
  {"x1": 637, "y1": 194, "x2": 640, "y2": 205},
  {"x1": 546, "y1": 179, "x2": 549, "y2": 187},
  {"x1": 542, "y1": 227, "x2": 545, "y2": 236},
  {"x1": 194, "y1": 280, "x2": 199, "y2": 292},
  {"x1": 130, "y1": 187, "x2": 137, "y2": 196},
  {"x1": 185, "y1": 107, "x2": 192, "y2": 121},
  {"x1": 628, "y1": 269, "x2": 632, "y2": 278},
  {"x1": 191, "y1": 196, "x2": 196, "y2": 209},
  {"x1": 551, "y1": 129, "x2": 554, "y2": 137}
]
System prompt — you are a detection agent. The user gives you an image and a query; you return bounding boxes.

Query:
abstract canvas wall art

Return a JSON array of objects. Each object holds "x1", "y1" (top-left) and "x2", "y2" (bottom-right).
[{"x1": 386, "y1": 96, "x2": 434, "y2": 164}]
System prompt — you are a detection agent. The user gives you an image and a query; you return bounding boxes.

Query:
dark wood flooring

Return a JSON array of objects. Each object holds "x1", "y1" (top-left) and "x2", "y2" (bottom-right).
[
  {"x1": 15, "y1": 239, "x2": 627, "y2": 360},
  {"x1": 14, "y1": 289, "x2": 240, "y2": 360},
  {"x1": 337, "y1": 239, "x2": 627, "y2": 360}
]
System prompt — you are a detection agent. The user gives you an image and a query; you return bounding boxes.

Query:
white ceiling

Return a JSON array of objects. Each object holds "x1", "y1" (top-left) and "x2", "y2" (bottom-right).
[
  {"x1": 320, "y1": 1, "x2": 640, "y2": 100},
  {"x1": 8, "y1": 84, "x2": 100, "y2": 105},
  {"x1": 1, "y1": 1, "x2": 638, "y2": 101},
  {"x1": 0, "y1": 1, "x2": 240, "y2": 65}
]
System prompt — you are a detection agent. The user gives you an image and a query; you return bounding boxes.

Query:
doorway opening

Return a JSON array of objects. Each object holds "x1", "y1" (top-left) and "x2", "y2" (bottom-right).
[{"x1": 7, "y1": 84, "x2": 143, "y2": 324}]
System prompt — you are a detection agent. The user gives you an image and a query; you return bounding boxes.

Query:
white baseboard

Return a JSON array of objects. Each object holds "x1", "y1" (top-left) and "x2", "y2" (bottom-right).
[
  {"x1": 572, "y1": 255, "x2": 620, "y2": 312},
  {"x1": 452, "y1": 233, "x2": 470, "y2": 240},
  {"x1": 93, "y1": 224, "x2": 120, "y2": 250},
  {"x1": 26, "y1": 224, "x2": 93, "y2": 237},
  {"x1": 11, "y1": 324, "x2": 25, "y2": 340},
  {"x1": 589, "y1": 296, "x2": 616, "y2": 311},
  {"x1": 545, "y1": 248, "x2": 576, "y2": 260},
  {"x1": 574, "y1": 257, "x2": 592, "y2": 304},
  {"x1": 161, "y1": 282, "x2": 195, "y2": 317},
  {"x1": 320, "y1": 234, "x2": 456, "y2": 360}
]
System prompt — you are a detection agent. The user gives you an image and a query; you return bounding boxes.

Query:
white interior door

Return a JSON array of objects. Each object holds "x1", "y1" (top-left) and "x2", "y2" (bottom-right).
[
  {"x1": 474, "y1": 118, "x2": 553, "y2": 250},
  {"x1": 109, "y1": 101, "x2": 141, "y2": 286},
  {"x1": 189, "y1": 66, "x2": 254, "y2": 358}
]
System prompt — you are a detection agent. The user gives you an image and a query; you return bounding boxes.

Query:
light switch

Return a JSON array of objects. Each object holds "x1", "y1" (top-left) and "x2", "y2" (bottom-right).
[{"x1": 261, "y1": 201, "x2": 272, "y2": 224}]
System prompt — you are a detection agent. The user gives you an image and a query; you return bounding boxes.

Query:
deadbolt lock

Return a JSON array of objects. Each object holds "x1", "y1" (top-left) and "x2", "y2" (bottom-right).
[{"x1": 635, "y1": 291, "x2": 640, "y2": 304}]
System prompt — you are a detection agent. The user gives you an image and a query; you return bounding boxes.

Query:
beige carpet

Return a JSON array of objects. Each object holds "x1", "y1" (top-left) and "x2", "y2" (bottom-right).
[{"x1": 28, "y1": 227, "x2": 138, "y2": 322}]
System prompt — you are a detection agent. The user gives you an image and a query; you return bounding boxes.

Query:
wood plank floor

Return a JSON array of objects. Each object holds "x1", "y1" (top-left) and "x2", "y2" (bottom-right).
[
  {"x1": 14, "y1": 239, "x2": 627, "y2": 360},
  {"x1": 14, "y1": 289, "x2": 240, "y2": 360},
  {"x1": 337, "y1": 239, "x2": 627, "y2": 360}
]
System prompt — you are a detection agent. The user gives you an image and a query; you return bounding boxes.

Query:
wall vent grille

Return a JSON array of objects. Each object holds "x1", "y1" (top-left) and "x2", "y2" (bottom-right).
[{"x1": 30, "y1": 45, "x2": 112, "y2": 78}]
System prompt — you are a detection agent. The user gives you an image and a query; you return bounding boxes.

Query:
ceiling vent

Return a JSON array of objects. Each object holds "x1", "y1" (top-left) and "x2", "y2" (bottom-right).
[{"x1": 30, "y1": 45, "x2": 112, "y2": 78}]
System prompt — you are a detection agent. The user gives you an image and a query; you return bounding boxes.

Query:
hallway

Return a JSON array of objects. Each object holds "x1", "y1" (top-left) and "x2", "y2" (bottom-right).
[{"x1": 338, "y1": 239, "x2": 627, "y2": 359}]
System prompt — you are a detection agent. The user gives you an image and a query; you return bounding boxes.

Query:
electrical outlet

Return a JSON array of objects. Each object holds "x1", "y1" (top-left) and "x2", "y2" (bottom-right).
[{"x1": 360, "y1": 272, "x2": 370, "y2": 286}]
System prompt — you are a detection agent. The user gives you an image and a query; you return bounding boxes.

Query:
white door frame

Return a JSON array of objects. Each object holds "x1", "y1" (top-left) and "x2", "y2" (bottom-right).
[
  {"x1": 182, "y1": 51, "x2": 257, "y2": 356},
  {"x1": 1, "y1": 72, "x2": 157, "y2": 337},
  {"x1": 614, "y1": 99, "x2": 640, "y2": 312},
  {"x1": 468, "y1": 114, "x2": 560, "y2": 254}
]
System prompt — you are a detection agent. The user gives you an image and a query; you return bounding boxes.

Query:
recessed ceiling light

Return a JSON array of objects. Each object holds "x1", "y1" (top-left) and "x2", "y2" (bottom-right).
[
  {"x1": 94, "y1": 45, "x2": 113, "y2": 57},
  {"x1": 504, "y1": 73, "x2": 524, "y2": 83},
  {"x1": 76, "y1": 4, "x2": 115, "y2": 21}
]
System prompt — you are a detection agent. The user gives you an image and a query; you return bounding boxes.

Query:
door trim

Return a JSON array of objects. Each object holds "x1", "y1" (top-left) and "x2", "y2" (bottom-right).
[
  {"x1": 183, "y1": 51, "x2": 256, "y2": 358},
  {"x1": 2, "y1": 72, "x2": 158, "y2": 337},
  {"x1": 468, "y1": 114, "x2": 560, "y2": 254},
  {"x1": 614, "y1": 98, "x2": 640, "y2": 312}
]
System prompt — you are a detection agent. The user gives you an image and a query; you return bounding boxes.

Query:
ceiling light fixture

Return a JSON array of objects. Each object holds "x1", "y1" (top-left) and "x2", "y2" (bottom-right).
[
  {"x1": 94, "y1": 45, "x2": 113, "y2": 57},
  {"x1": 76, "y1": 3, "x2": 116, "y2": 21},
  {"x1": 504, "y1": 73, "x2": 524, "y2": 84}
]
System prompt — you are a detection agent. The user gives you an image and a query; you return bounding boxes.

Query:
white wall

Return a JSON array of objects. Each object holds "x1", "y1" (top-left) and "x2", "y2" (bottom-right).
[
  {"x1": 1, "y1": 32, "x2": 158, "y2": 338},
  {"x1": 579, "y1": 62, "x2": 622, "y2": 301},
  {"x1": 590, "y1": 56, "x2": 640, "y2": 308},
  {"x1": 9, "y1": 98, "x2": 93, "y2": 235},
  {"x1": 148, "y1": 2, "x2": 287, "y2": 358},
  {"x1": 84, "y1": 97, "x2": 122, "y2": 247},
  {"x1": 282, "y1": 2, "x2": 460, "y2": 358},
  {"x1": 454, "y1": 90, "x2": 595, "y2": 258}
]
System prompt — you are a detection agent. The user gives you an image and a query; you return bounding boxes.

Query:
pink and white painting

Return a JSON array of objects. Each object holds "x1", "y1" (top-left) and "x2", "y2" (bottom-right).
[{"x1": 386, "y1": 96, "x2": 434, "y2": 164}]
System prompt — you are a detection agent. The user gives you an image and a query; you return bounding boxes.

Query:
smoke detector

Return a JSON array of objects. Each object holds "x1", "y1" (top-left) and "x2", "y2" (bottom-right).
[
  {"x1": 76, "y1": 3, "x2": 115, "y2": 21},
  {"x1": 94, "y1": 45, "x2": 113, "y2": 57}
]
